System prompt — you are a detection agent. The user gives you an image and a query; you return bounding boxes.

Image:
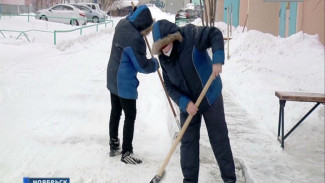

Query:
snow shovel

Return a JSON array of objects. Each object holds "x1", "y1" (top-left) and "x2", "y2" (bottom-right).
[
  {"x1": 144, "y1": 36, "x2": 181, "y2": 138},
  {"x1": 132, "y1": 1, "x2": 180, "y2": 138},
  {"x1": 150, "y1": 74, "x2": 215, "y2": 183}
]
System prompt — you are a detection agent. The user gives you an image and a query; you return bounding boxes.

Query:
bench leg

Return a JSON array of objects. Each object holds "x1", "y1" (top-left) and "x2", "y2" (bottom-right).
[
  {"x1": 283, "y1": 102, "x2": 321, "y2": 140},
  {"x1": 277, "y1": 102, "x2": 282, "y2": 137},
  {"x1": 277, "y1": 100, "x2": 286, "y2": 148},
  {"x1": 281, "y1": 100, "x2": 285, "y2": 148}
]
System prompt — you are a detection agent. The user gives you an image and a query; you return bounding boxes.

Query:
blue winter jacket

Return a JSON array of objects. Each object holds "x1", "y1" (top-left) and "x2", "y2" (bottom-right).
[
  {"x1": 106, "y1": 5, "x2": 158, "y2": 99},
  {"x1": 152, "y1": 20, "x2": 225, "y2": 113}
]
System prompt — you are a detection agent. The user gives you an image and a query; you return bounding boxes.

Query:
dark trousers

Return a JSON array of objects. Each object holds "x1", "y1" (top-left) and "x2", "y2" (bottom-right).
[
  {"x1": 109, "y1": 93, "x2": 136, "y2": 154},
  {"x1": 180, "y1": 94, "x2": 236, "y2": 183}
]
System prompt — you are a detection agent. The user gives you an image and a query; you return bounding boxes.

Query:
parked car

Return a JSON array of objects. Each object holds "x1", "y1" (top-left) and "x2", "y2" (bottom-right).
[
  {"x1": 71, "y1": 4, "x2": 105, "y2": 23},
  {"x1": 80, "y1": 2, "x2": 108, "y2": 19},
  {"x1": 35, "y1": 4, "x2": 87, "y2": 26},
  {"x1": 175, "y1": 8, "x2": 197, "y2": 22}
]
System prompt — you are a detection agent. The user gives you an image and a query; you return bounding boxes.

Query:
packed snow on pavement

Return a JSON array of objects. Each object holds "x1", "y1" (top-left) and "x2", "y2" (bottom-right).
[{"x1": 0, "y1": 6, "x2": 324, "y2": 183}]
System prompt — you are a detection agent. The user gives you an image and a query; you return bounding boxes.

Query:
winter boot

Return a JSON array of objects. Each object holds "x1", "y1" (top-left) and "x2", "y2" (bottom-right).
[
  {"x1": 121, "y1": 151, "x2": 142, "y2": 164},
  {"x1": 109, "y1": 138, "x2": 120, "y2": 157}
]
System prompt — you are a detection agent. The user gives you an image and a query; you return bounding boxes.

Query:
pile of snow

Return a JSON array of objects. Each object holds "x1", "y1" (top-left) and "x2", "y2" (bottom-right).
[
  {"x1": 148, "y1": 5, "x2": 175, "y2": 23},
  {"x1": 223, "y1": 26, "x2": 324, "y2": 133}
]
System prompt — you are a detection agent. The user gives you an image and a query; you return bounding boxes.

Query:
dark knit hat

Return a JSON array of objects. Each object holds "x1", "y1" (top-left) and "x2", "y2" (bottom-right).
[{"x1": 126, "y1": 5, "x2": 153, "y2": 34}]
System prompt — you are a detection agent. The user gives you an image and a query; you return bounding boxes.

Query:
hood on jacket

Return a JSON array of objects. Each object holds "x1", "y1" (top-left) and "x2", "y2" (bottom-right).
[
  {"x1": 126, "y1": 5, "x2": 153, "y2": 35},
  {"x1": 152, "y1": 19, "x2": 183, "y2": 55}
]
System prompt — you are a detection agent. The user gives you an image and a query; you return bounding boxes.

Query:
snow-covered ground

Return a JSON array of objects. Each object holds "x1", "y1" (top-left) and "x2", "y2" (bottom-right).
[{"x1": 0, "y1": 6, "x2": 324, "y2": 183}]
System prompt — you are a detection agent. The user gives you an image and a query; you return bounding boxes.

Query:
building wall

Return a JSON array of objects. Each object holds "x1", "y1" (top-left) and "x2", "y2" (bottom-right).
[
  {"x1": 166, "y1": 0, "x2": 184, "y2": 14},
  {"x1": 247, "y1": 0, "x2": 280, "y2": 36},
  {"x1": 216, "y1": 0, "x2": 224, "y2": 22},
  {"x1": 0, "y1": 0, "x2": 26, "y2": 5},
  {"x1": 0, "y1": 0, "x2": 33, "y2": 13},
  {"x1": 297, "y1": 0, "x2": 324, "y2": 45},
  {"x1": 239, "y1": 0, "x2": 247, "y2": 27},
  {"x1": 216, "y1": 0, "x2": 248, "y2": 28}
]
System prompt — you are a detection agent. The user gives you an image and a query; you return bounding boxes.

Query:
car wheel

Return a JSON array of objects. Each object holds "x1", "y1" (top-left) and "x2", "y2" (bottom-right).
[
  {"x1": 92, "y1": 16, "x2": 99, "y2": 23},
  {"x1": 40, "y1": 16, "x2": 48, "y2": 21},
  {"x1": 70, "y1": 19, "x2": 79, "y2": 26}
]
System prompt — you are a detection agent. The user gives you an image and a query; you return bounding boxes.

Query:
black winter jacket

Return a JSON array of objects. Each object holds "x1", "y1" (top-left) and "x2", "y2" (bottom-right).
[
  {"x1": 106, "y1": 5, "x2": 158, "y2": 99},
  {"x1": 153, "y1": 20, "x2": 225, "y2": 113}
]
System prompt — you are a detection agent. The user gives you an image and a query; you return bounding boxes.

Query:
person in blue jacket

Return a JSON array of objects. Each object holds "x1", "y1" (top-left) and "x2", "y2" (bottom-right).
[
  {"x1": 152, "y1": 20, "x2": 236, "y2": 182},
  {"x1": 106, "y1": 5, "x2": 159, "y2": 164}
]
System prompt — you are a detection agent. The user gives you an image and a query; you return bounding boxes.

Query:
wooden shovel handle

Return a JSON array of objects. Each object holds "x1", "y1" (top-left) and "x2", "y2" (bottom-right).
[
  {"x1": 144, "y1": 36, "x2": 179, "y2": 121},
  {"x1": 157, "y1": 74, "x2": 215, "y2": 177}
]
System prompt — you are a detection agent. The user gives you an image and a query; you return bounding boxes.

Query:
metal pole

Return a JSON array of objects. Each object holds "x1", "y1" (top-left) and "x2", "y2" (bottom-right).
[
  {"x1": 227, "y1": 7, "x2": 230, "y2": 59},
  {"x1": 208, "y1": 0, "x2": 211, "y2": 26},
  {"x1": 277, "y1": 100, "x2": 282, "y2": 137},
  {"x1": 281, "y1": 101, "x2": 285, "y2": 148},
  {"x1": 203, "y1": 0, "x2": 208, "y2": 26},
  {"x1": 54, "y1": 30, "x2": 56, "y2": 45},
  {"x1": 199, "y1": 0, "x2": 204, "y2": 26},
  {"x1": 212, "y1": 0, "x2": 217, "y2": 27},
  {"x1": 242, "y1": 14, "x2": 248, "y2": 33},
  {"x1": 230, "y1": 3, "x2": 232, "y2": 36}
]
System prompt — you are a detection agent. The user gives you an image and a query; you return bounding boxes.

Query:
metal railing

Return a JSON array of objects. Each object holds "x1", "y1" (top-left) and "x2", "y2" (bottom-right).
[
  {"x1": 0, "y1": 14, "x2": 114, "y2": 45},
  {"x1": 53, "y1": 21, "x2": 113, "y2": 45}
]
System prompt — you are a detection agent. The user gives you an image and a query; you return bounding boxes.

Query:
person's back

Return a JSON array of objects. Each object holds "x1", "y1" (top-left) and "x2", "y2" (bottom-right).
[
  {"x1": 106, "y1": 5, "x2": 158, "y2": 164},
  {"x1": 107, "y1": 18, "x2": 138, "y2": 95},
  {"x1": 107, "y1": 5, "x2": 157, "y2": 99}
]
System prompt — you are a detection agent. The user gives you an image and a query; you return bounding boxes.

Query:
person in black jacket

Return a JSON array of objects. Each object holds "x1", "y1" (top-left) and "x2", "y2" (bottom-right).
[
  {"x1": 152, "y1": 20, "x2": 236, "y2": 182},
  {"x1": 106, "y1": 5, "x2": 159, "y2": 164}
]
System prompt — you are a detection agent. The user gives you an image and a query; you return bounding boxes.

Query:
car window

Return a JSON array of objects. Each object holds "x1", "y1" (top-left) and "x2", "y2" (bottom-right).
[
  {"x1": 52, "y1": 5, "x2": 62, "y2": 10},
  {"x1": 62, "y1": 5, "x2": 73, "y2": 11},
  {"x1": 92, "y1": 5, "x2": 96, "y2": 10},
  {"x1": 80, "y1": 6, "x2": 88, "y2": 11}
]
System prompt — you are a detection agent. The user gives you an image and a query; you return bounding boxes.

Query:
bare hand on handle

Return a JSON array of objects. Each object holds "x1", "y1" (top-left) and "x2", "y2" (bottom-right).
[
  {"x1": 212, "y1": 63, "x2": 222, "y2": 79},
  {"x1": 186, "y1": 101, "x2": 198, "y2": 116}
]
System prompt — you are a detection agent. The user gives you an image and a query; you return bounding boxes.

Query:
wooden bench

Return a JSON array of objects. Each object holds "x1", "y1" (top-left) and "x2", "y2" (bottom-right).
[{"x1": 275, "y1": 91, "x2": 325, "y2": 148}]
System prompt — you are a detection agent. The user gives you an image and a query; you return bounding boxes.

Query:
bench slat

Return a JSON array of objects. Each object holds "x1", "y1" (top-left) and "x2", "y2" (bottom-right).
[{"x1": 275, "y1": 91, "x2": 325, "y2": 103}]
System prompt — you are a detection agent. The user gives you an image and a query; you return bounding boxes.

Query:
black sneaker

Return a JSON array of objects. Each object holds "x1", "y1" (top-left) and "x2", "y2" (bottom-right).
[
  {"x1": 109, "y1": 138, "x2": 120, "y2": 157},
  {"x1": 121, "y1": 151, "x2": 142, "y2": 164}
]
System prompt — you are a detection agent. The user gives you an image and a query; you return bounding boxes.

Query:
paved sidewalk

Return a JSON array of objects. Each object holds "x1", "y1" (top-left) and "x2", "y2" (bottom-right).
[{"x1": 198, "y1": 91, "x2": 324, "y2": 183}]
